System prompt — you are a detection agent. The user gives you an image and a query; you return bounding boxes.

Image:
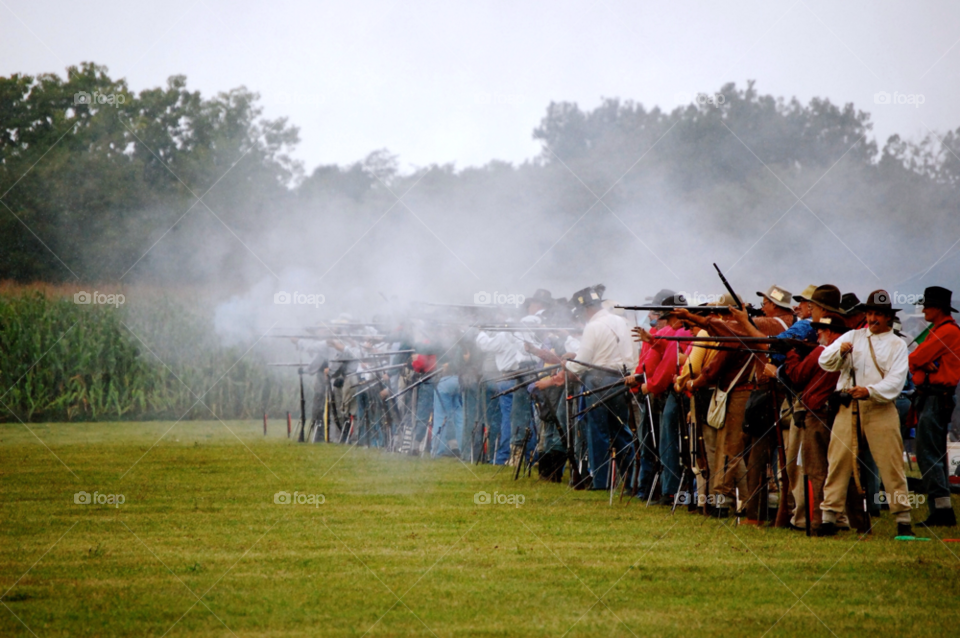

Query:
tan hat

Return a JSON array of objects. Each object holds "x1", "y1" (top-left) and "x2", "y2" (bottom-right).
[
  {"x1": 792, "y1": 285, "x2": 817, "y2": 303},
  {"x1": 757, "y1": 285, "x2": 793, "y2": 310}
]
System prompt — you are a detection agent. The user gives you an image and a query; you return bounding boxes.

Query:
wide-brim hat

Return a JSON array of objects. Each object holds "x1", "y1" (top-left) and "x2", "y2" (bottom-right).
[
  {"x1": 810, "y1": 313, "x2": 849, "y2": 333},
  {"x1": 757, "y1": 285, "x2": 793, "y2": 310},
  {"x1": 792, "y1": 285, "x2": 817, "y2": 303},
  {"x1": 645, "y1": 288, "x2": 675, "y2": 305},
  {"x1": 921, "y1": 286, "x2": 958, "y2": 313},
  {"x1": 854, "y1": 289, "x2": 900, "y2": 315},
  {"x1": 811, "y1": 285, "x2": 843, "y2": 314},
  {"x1": 523, "y1": 288, "x2": 554, "y2": 310},
  {"x1": 839, "y1": 292, "x2": 860, "y2": 315}
]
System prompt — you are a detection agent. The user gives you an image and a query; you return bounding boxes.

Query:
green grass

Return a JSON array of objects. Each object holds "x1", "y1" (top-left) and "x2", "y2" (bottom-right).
[{"x1": 1, "y1": 421, "x2": 959, "y2": 637}]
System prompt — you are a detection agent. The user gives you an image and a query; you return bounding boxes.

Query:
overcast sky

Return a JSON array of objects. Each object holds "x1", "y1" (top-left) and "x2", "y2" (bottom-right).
[{"x1": 3, "y1": 0, "x2": 959, "y2": 173}]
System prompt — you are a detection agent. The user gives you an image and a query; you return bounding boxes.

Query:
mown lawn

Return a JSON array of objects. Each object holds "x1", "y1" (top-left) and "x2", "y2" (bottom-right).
[{"x1": 1, "y1": 420, "x2": 958, "y2": 637}]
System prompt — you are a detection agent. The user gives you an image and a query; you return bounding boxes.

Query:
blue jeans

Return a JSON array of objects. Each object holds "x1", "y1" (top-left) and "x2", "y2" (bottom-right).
[
  {"x1": 495, "y1": 381, "x2": 514, "y2": 465},
  {"x1": 432, "y1": 376, "x2": 463, "y2": 457},
  {"x1": 413, "y1": 380, "x2": 435, "y2": 445},
  {"x1": 916, "y1": 393, "x2": 954, "y2": 501},
  {"x1": 635, "y1": 395, "x2": 660, "y2": 498},
  {"x1": 659, "y1": 392, "x2": 682, "y2": 496},
  {"x1": 583, "y1": 372, "x2": 633, "y2": 490}
]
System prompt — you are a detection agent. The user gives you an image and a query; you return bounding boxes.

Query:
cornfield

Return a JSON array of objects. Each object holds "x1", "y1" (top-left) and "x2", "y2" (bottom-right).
[{"x1": 0, "y1": 288, "x2": 290, "y2": 422}]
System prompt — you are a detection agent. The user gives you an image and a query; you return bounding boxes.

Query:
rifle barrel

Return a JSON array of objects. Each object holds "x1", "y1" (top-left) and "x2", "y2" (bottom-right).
[{"x1": 385, "y1": 369, "x2": 443, "y2": 402}]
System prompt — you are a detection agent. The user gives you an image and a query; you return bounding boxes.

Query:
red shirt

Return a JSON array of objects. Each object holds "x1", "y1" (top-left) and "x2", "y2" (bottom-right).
[
  {"x1": 909, "y1": 317, "x2": 960, "y2": 387},
  {"x1": 645, "y1": 326, "x2": 692, "y2": 395},
  {"x1": 783, "y1": 345, "x2": 840, "y2": 412}
]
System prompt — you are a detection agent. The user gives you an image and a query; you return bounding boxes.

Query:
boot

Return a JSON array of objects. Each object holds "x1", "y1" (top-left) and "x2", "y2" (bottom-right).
[
  {"x1": 921, "y1": 507, "x2": 957, "y2": 527},
  {"x1": 816, "y1": 522, "x2": 839, "y2": 537},
  {"x1": 896, "y1": 523, "x2": 915, "y2": 538}
]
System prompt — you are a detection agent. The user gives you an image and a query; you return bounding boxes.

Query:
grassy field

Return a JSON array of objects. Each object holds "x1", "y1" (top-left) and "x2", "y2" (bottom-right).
[{"x1": 1, "y1": 421, "x2": 958, "y2": 637}]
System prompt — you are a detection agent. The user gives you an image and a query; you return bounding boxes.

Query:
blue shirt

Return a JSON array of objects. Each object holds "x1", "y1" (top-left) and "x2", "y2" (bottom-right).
[{"x1": 772, "y1": 318, "x2": 817, "y2": 365}]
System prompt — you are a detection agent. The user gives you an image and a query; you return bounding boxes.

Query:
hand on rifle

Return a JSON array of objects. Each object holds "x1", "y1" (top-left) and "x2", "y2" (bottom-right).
[
  {"x1": 624, "y1": 374, "x2": 640, "y2": 388},
  {"x1": 849, "y1": 386, "x2": 870, "y2": 400},
  {"x1": 728, "y1": 304, "x2": 751, "y2": 329},
  {"x1": 840, "y1": 342, "x2": 853, "y2": 356},
  {"x1": 763, "y1": 363, "x2": 778, "y2": 379}
]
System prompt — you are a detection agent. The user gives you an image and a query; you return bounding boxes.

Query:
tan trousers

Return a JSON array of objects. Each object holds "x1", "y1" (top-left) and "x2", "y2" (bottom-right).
[
  {"x1": 786, "y1": 408, "x2": 804, "y2": 523},
  {"x1": 713, "y1": 389, "x2": 751, "y2": 509},
  {"x1": 697, "y1": 423, "x2": 718, "y2": 504},
  {"x1": 822, "y1": 400, "x2": 910, "y2": 518}
]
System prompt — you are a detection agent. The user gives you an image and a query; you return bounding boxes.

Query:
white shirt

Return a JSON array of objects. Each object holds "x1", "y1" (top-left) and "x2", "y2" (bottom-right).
[
  {"x1": 567, "y1": 308, "x2": 634, "y2": 375},
  {"x1": 818, "y1": 327, "x2": 909, "y2": 403},
  {"x1": 475, "y1": 315, "x2": 540, "y2": 372}
]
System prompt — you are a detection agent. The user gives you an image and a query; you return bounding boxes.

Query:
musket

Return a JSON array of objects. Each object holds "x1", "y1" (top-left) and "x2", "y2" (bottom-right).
[
  {"x1": 478, "y1": 325, "x2": 581, "y2": 332},
  {"x1": 305, "y1": 322, "x2": 391, "y2": 329},
  {"x1": 566, "y1": 359, "x2": 625, "y2": 376},
  {"x1": 334, "y1": 350, "x2": 415, "y2": 362},
  {"x1": 346, "y1": 362, "x2": 410, "y2": 377},
  {"x1": 384, "y1": 369, "x2": 444, "y2": 402},
  {"x1": 268, "y1": 334, "x2": 386, "y2": 340},
  {"x1": 654, "y1": 335, "x2": 814, "y2": 350},
  {"x1": 567, "y1": 378, "x2": 626, "y2": 400},
  {"x1": 616, "y1": 305, "x2": 731, "y2": 313},
  {"x1": 489, "y1": 369, "x2": 558, "y2": 399},
  {"x1": 713, "y1": 262, "x2": 758, "y2": 327},
  {"x1": 488, "y1": 364, "x2": 561, "y2": 385},
  {"x1": 570, "y1": 386, "x2": 631, "y2": 419}
]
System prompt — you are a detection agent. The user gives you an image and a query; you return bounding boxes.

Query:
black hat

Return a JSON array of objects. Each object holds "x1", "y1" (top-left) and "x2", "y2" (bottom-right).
[
  {"x1": 810, "y1": 285, "x2": 843, "y2": 314},
  {"x1": 921, "y1": 286, "x2": 957, "y2": 313},
  {"x1": 854, "y1": 289, "x2": 900, "y2": 315},
  {"x1": 839, "y1": 292, "x2": 861, "y2": 314},
  {"x1": 571, "y1": 286, "x2": 603, "y2": 311},
  {"x1": 659, "y1": 294, "x2": 688, "y2": 316},
  {"x1": 810, "y1": 313, "x2": 849, "y2": 334}
]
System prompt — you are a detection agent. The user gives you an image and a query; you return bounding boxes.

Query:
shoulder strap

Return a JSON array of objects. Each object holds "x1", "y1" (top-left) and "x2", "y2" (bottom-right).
[
  {"x1": 774, "y1": 317, "x2": 789, "y2": 331},
  {"x1": 726, "y1": 356, "x2": 753, "y2": 393},
  {"x1": 866, "y1": 335, "x2": 886, "y2": 379}
]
